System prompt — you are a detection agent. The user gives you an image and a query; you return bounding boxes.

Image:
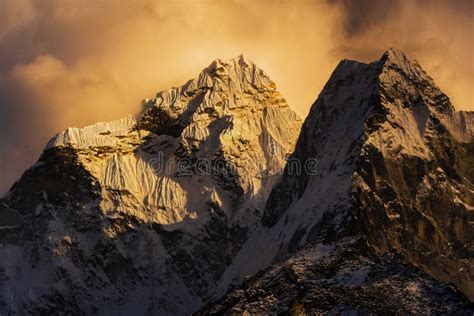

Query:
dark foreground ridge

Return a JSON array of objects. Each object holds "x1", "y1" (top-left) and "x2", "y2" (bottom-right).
[{"x1": 198, "y1": 239, "x2": 473, "y2": 314}]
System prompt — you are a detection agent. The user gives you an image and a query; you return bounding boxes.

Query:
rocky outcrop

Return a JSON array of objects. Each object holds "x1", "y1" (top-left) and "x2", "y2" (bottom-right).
[{"x1": 0, "y1": 55, "x2": 301, "y2": 314}]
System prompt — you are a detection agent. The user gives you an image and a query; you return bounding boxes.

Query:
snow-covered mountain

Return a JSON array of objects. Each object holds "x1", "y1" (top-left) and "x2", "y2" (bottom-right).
[
  {"x1": 199, "y1": 48, "x2": 474, "y2": 313},
  {"x1": 0, "y1": 49, "x2": 472, "y2": 315},
  {"x1": 0, "y1": 55, "x2": 301, "y2": 314}
]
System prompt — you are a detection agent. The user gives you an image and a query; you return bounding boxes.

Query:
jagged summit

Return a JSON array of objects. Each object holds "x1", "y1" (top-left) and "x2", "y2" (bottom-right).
[
  {"x1": 143, "y1": 54, "x2": 277, "y2": 114},
  {"x1": 380, "y1": 47, "x2": 432, "y2": 79},
  {"x1": 138, "y1": 54, "x2": 289, "y2": 139},
  {"x1": 333, "y1": 48, "x2": 437, "y2": 91},
  {"x1": 380, "y1": 48, "x2": 431, "y2": 85},
  {"x1": 48, "y1": 55, "x2": 295, "y2": 149},
  {"x1": 205, "y1": 54, "x2": 258, "y2": 76},
  {"x1": 318, "y1": 47, "x2": 461, "y2": 137},
  {"x1": 381, "y1": 47, "x2": 415, "y2": 63}
]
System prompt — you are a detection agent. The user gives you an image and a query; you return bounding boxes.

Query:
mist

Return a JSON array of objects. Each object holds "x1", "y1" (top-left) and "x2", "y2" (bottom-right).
[{"x1": 0, "y1": 0, "x2": 472, "y2": 194}]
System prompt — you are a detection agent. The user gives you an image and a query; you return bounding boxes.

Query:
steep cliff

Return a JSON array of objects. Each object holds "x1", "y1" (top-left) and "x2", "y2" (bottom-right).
[
  {"x1": 204, "y1": 49, "x2": 473, "y2": 313},
  {"x1": 354, "y1": 49, "x2": 473, "y2": 300}
]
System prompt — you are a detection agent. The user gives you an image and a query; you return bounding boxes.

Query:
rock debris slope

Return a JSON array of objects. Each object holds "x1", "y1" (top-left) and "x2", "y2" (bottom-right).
[
  {"x1": 0, "y1": 55, "x2": 301, "y2": 314},
  {"x1": 199, "y1": 239, "x2": 473, "y2": 314},
  {"x1": 199, "y1": 48, "x2": 473, "y2": 313}
]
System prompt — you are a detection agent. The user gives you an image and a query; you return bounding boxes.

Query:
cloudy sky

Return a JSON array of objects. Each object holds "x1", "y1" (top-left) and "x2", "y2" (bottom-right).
[{"x1": 0, "y1": 0, "x2": 473, "y2": 194}]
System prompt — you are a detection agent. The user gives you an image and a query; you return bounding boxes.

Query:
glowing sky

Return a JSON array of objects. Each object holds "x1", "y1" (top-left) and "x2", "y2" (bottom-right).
[{"x1": 0, "y1": 0, "x2": 473, "y2": 194}]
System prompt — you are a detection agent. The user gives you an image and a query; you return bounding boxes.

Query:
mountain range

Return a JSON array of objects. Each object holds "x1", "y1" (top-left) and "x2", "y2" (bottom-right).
[{"x1": 0, "y1": 48, "x2": 472, "y2": 314}]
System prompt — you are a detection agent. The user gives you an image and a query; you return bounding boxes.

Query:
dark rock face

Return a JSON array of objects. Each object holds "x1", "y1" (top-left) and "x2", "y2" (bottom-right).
[
  {"x1": 204, "y1": 48, "x2": 473, "y2": 313},
  {"x1": 0, "y1": 147, "x2": 101, "y2": 243},
  {"x1": 353, "y1": 49, "x2": 474, "y2": 300}
]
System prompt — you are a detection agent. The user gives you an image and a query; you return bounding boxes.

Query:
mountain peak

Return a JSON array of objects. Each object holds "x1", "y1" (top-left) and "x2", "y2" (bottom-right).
[
  {"x1": 139, "y1": 54, "x2": 286, "y2": 137},
  {"x1": 259, "y1": 47, "x2": 473, "y2": 301},
  {"x1": 381, "y1": 47, "x2": 410, "y2": 63},
  {"x1": 201, "y1": 54, "x2": 274, "y2": 90},
  {"x1": 380, "y1": 47, "x2": 423, "y2": 71},
  {"x1": 1, "y1": 53, "x2": 302, "y2": 313},
  {"x1": 208, "y1": 54, "x2": 254, "y2": 70},
  {"x1": 377, "y1": 48, "x2": 455, "y2": 116},
  {"x1": 379, "y1": 47, "x2": 435, "y2": 87}
]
